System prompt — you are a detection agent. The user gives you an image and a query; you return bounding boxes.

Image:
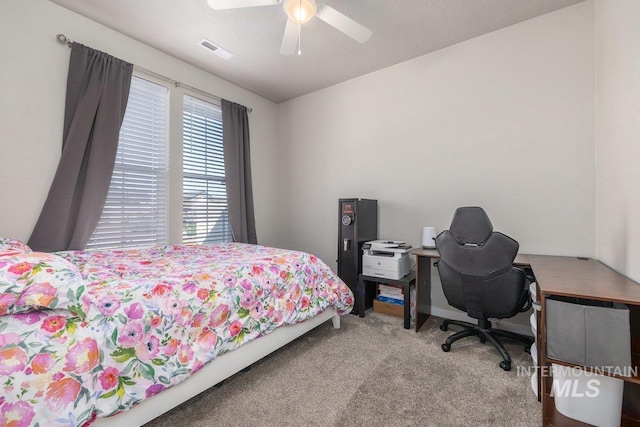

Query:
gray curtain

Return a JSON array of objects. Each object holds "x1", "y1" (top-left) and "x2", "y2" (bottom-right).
[
  {"x1": 221, "y1": 99, "x2": 257, "y2": 244},
  {"x1": 28, "y1": 43, "x2": 133, "y2": 252}
]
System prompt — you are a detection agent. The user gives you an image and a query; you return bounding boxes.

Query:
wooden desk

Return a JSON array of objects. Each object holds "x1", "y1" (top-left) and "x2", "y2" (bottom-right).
[
  {"x1": 529, "y1": 255, "x2": 640, "y2": 427},
  {"x1": 411, "y1": 248, "x2": 640, "y2": 426}
]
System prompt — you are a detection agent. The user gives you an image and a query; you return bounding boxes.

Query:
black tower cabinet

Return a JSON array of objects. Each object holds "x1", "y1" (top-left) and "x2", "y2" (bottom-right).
[{"x1": 337, "y1": 198, "x2": 378, "y2": 315}]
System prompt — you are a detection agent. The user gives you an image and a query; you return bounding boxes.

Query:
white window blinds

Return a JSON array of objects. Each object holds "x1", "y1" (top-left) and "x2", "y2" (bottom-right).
[
  {"x1": 87, "y1": 76, "x2": 169, "y2": 250},
  {"x1": 182, "y1": 95, "x2": 232, "y2": 244}
]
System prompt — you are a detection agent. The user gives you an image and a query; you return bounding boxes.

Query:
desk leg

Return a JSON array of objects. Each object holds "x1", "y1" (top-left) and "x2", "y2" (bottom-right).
[
  {"x1": 415, "y1": 256, "x2": 432, "y2": 332},
  {"x1": 358, "y1": 276, "x2": 365, "y2": 318},
  {"x1": 403, "y1": 282, "x2": 410, "y2": 330}
]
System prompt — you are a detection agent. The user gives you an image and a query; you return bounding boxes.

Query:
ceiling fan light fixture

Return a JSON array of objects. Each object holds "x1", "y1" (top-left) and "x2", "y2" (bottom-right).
[{"x1": 284, "y1": 0, "x2": 316, "y2": 24}]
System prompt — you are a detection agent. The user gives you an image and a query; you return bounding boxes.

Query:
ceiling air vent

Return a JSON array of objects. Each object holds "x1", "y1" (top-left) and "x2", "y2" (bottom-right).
[{"x1": 199, "y1": 39, "x2": 233, "y2": 60}]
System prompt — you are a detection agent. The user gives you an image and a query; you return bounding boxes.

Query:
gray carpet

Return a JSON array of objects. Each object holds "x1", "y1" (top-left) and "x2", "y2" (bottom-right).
[{"x1": 145, "y1": 312, "x2": 541, "y2": 426}]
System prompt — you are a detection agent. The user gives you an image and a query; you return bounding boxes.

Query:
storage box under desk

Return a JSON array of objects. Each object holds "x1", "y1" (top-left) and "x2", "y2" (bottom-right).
[{"x1": 546, "y1": 297, "x2": 631, "y2": 372}]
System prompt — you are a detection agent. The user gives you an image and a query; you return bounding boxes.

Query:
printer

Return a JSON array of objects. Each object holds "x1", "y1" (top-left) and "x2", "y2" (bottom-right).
[{"x1": 362, "y1": 240, "x2": 412, "y2": 280}]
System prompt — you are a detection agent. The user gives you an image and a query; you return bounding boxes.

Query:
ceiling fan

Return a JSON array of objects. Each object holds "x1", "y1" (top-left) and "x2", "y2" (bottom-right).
[{"x1": 207, "y1": 0, "x2": 372, "y2": 55}]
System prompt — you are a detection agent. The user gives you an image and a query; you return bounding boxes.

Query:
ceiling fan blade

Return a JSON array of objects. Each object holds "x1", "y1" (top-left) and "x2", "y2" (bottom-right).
[
  {"x1": 207, "y1": 0, "x2": 279, "y2": 10},
  {"x1": 316, "y1": 4, "x2": 372, "y2": 43},
  {"x1": 280, "y1": 18, "x2": 298, "y2": 55}
]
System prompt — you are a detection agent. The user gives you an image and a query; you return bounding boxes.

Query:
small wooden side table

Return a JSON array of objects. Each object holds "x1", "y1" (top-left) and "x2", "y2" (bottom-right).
[{"x1": 358, "y1": 271, "x2": 416, "y2": 329}]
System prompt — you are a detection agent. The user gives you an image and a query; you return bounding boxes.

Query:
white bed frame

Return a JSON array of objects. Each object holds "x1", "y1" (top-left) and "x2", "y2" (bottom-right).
[{"x1": 93, "y1": 308, "x2": 341, "y2": 426}]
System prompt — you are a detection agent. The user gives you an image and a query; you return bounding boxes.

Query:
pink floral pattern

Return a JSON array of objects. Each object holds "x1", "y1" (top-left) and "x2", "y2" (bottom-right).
[
  {"x1": 0, "y1": 251, "x2": 87, "y2": 317},
  {"x1": 0, "y1": 243, "x2": 352, "y2": 426},
  {"x1": 0, "y1": 238, "x2": 32, "y2": 254}
]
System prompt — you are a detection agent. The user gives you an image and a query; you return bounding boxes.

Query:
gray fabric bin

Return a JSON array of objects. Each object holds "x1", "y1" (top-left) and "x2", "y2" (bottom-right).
[{"x1": 546, "y1": 298, "x2": 631, "y2": 374}]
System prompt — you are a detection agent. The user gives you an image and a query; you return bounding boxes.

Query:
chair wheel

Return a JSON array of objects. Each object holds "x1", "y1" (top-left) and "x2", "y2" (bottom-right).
[
  {"x1": 441, "y1": 343, "x2": 451, "y2": 352},
  {"x1": 479, "y1": 336, "x2": 486, "y2": 344},
  {"x1": 440, "y1": 324, "x2": 448, "y2": 331},
  {"x1": 524, "y1": 345, "x2": 531, "y2": 354},
  {"x1": 499, "y1": 361, "x2": 511, "y2": 371}
]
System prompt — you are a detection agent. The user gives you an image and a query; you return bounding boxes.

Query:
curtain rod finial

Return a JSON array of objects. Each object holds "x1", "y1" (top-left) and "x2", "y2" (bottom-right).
[{"x1": 56, "y1": 34, "x2": 73, "y2": 46}]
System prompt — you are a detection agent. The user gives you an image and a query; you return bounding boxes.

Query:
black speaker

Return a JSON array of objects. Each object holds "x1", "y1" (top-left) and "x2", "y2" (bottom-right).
[{"x1": 337, "y1": 198, "x2": 378, "y2": 315}]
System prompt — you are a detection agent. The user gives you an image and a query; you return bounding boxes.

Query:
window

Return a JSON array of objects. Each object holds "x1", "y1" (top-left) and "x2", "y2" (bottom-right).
[
  {"x1": 182, "y1": 95, "x2": 232, "y2": 244},
  {"x1": 87, "y1": 76, "x2": 169, "y2": 249}
]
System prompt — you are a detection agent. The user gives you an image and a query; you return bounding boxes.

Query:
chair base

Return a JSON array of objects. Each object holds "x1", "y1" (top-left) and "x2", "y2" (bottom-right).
[{"x1": 440, "y1": 318, "x2": 534, "y2": 371}]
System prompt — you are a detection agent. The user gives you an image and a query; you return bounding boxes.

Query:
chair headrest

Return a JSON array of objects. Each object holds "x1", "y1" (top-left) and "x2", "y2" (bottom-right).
[
  {"x1": 449, "y1": 207, "x2": 493, "y2": 245},
  {"x1": 435, "y1": 231, "x2": 519, "y2": 274}
]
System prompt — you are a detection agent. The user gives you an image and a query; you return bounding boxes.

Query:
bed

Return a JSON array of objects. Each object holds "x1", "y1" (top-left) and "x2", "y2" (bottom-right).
[{"x1": 0, "y1": 239, "x2": 353, "y2": 426}]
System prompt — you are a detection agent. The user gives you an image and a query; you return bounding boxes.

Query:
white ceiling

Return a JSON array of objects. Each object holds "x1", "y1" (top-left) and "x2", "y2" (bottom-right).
[{"x1": 50, "y1": 0, "x2": 584, "y2": 104}]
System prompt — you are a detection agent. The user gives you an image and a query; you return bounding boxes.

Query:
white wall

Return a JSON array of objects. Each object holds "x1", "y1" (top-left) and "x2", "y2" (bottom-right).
[
  {"x1": 0, "y1": 0, "x2": 282, "y2": 247},
  {"x1": 595, "y1": 0, "x2": 640, "y2": 283},
  {"x1": 278, "y1": 2, "x2": 595, "y2": 323},
  {"x1": 279, "y1": 2, "x2": 595, "y2": 263}
]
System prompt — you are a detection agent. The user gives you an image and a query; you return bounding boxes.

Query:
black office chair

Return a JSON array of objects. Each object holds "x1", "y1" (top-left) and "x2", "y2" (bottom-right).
[{"x1": 435, "y1": 207, "x2": 533, "y2": 371}]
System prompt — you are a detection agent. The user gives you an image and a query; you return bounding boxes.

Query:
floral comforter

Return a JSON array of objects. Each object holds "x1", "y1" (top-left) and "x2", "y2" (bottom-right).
[{"x1": 0, "y1": 243, "x2": 353, "y2": 426}]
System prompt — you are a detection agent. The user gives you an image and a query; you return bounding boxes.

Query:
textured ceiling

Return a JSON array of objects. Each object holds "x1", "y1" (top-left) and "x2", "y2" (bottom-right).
[{"x1": 50, "y1": 0, "x2": 585, "y2": 104}]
